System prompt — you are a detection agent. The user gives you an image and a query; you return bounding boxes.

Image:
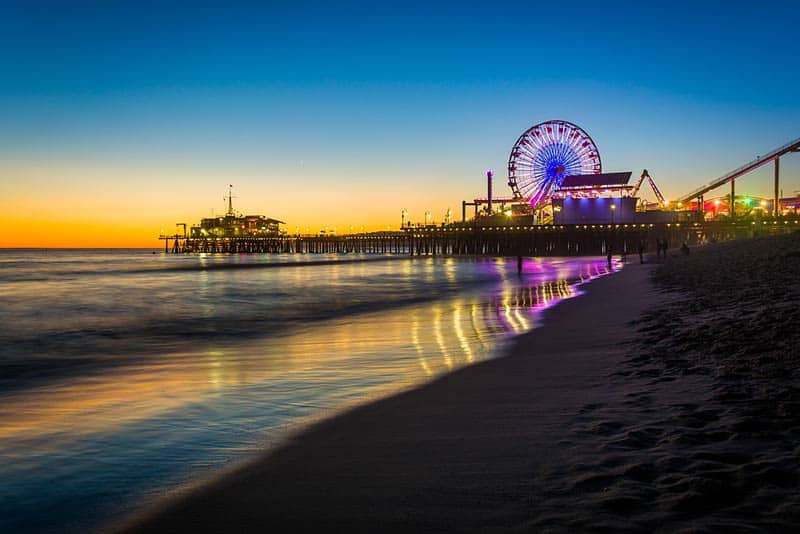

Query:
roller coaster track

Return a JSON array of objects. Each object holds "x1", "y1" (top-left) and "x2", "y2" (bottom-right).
[{"x1": 677, "y1": 137, "x2": 800, "y2": 204}]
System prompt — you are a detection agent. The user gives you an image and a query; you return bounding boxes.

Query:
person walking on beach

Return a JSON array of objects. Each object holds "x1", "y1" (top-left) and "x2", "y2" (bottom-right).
[
  {"x1": 606, "y1": 246, "x2": 613, "y2": 269},
  {"x1": 655, "y1": 238, "x2": 662, "y2": 259},
  {"x1": 517, "y1": 255, "x2": 523, "y2": 276},
  {"x1": 638, "y1": 239, "x2": 646, "y2": 264}
]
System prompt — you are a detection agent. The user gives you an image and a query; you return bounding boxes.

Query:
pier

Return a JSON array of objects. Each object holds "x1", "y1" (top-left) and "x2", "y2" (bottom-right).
[
  {"x1": 160, "y1": 129, "x2": 800, "y2": 257},
  {"x1": 160, "y1": 219, "x2": 800, "y2": 256}
]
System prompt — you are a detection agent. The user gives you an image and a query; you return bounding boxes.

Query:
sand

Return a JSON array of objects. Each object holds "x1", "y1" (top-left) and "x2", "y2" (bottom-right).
[{"x1": 118, "y1": 234, "x2": 800, "y2": 532}]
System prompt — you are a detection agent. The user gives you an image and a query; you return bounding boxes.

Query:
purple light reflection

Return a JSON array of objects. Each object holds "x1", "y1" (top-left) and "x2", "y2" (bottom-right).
[{"x1": 479, "y1": 257, "x2": 614, "y2": 336}]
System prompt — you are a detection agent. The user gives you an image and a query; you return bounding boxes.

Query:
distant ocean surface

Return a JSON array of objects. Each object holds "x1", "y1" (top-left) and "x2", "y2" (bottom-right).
[{"x1": 0, "y1": 249, "x2": 613, "y2": 533}]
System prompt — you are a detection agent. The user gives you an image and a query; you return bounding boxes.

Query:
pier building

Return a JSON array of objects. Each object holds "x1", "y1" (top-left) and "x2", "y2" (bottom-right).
[
  {"x1": 164, "y1": 185, "x2": 285, "y2": 252},
  {"x1": 192, "y1": 214, "x2": 284, "y2": 238}
]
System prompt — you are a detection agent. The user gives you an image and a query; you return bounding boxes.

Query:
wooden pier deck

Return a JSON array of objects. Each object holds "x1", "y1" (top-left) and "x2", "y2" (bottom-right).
[{"x1": 160, "y1": 220, "x2": 800, "y2": 256}]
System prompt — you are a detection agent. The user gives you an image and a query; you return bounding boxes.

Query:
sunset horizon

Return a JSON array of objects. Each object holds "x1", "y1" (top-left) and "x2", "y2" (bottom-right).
[{"x1": 2, "y1": 3, "x2": 798, "y2": 248}]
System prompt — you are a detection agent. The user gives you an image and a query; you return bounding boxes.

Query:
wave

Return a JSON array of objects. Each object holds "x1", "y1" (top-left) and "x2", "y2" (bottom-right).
[{"x1": 0, "y1": 254, "x2": 410, "y2": 283}]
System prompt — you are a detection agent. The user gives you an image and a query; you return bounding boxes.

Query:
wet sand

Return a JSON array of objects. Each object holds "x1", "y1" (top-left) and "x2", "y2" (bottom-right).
[{"x1": 119, "y1": 235, "x2": 800, "y2": 532}]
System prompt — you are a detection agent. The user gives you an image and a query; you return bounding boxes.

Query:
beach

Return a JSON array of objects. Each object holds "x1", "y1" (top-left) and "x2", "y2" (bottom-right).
[{"x1": 119, "y1": 233, "x2": 800, "y2": 532}]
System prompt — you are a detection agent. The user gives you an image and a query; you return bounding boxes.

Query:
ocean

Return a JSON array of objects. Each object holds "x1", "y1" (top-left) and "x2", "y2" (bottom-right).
[{"x1": 0, "y1": 249, "x2": 612, "y2": 533}]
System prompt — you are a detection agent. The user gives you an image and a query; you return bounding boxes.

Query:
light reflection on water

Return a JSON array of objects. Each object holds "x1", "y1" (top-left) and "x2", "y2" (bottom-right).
[{"x1": 0, "y1": 252, "x2": 613, "y2": 533}]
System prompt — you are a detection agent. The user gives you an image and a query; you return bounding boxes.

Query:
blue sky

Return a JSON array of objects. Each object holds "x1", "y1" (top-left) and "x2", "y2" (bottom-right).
[{"x1": 1, "y1": 1, "x2": 799, "y2": 243}]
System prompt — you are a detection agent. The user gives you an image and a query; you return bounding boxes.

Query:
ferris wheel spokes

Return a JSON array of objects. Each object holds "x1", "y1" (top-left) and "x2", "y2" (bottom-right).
[{"x1": 507, "y1": 120, "x2": 602, "y2": 207}]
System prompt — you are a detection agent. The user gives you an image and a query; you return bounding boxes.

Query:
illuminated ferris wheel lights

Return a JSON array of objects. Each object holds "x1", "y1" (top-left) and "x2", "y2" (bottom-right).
[{"x1": 507, "y1": 120, "x2": 602, "y2": 208}]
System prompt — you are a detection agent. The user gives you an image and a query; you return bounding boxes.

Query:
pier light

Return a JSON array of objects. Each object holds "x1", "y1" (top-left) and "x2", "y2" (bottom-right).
[{"x1": 760, "y1": 200, "x2": 767, "y2": 207}]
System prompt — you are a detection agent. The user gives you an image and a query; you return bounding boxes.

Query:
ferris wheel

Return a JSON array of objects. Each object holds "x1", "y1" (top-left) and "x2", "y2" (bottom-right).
[{"x1": 507, "y1": 120, "x2": 602, "y2": 208}]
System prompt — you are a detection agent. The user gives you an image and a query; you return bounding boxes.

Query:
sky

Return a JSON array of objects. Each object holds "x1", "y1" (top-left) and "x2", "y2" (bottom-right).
[{"x1": 1, "y1": 1, "x2": 799, "y2": 247}]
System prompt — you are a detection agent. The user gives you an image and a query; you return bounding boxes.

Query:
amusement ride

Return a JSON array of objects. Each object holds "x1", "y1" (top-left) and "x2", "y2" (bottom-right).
[{"x1": 507, "y1": 119, "x2": 602, "y2": 209}]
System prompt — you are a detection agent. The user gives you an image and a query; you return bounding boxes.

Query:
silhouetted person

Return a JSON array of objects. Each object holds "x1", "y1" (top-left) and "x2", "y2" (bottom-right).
[
  {"x1": 681, "y1": 241, "x2": 690, "y2": 255},
  {"x1": 638, "y1": 239, "x2": 645, "y2": 264},
  {"x1": 607, "y1": 246, "x2": 613, "y2": 268},
  {"x1": 517, "y1": 255, "x2": 523, "y2": 275}
]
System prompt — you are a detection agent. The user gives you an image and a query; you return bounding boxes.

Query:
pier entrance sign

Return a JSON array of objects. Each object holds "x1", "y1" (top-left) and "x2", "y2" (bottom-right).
[{"x1": 507, "y1": 120, "x2": 602, "y2": 209}]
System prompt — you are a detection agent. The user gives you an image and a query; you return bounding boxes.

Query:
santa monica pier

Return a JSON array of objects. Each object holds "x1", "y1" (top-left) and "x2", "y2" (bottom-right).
[{"x1": 160, "y1": 120, "x2": 800, "y2": 256}]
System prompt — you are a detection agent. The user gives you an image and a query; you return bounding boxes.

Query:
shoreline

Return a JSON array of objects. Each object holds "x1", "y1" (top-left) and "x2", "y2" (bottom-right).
[{"x1": 117, "y1": 261, "x2": 662, "y2": 533}]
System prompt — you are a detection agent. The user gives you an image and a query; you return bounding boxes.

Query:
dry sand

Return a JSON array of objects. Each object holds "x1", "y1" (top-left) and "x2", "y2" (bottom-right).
[{"x1": 119, "y1": 234, "x2": 800, "y2": 532}]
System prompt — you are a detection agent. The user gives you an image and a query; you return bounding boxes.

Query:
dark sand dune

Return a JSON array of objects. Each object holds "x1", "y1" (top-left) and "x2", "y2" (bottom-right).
[{"x1": 119, "y1": 233, "x2": 800, "y2": 533}]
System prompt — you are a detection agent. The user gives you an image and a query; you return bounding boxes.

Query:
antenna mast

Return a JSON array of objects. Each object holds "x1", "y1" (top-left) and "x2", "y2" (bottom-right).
[{"x1": 226, "y1": 184, "x2": 234, "y2": 216}]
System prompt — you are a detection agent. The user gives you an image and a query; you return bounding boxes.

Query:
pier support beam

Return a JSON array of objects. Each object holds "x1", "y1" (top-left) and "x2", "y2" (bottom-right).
[
  {"x1": 774, "y1": 157, "x2": 780, "y2": 217},
  {"x1": 730, "y1": 180, "x2": 735, "y2": 219}
]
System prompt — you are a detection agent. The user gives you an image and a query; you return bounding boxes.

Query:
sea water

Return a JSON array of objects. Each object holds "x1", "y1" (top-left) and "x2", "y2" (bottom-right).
[{"x1": 0, "y1": 249, "x2": 612, "y2": 533}]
